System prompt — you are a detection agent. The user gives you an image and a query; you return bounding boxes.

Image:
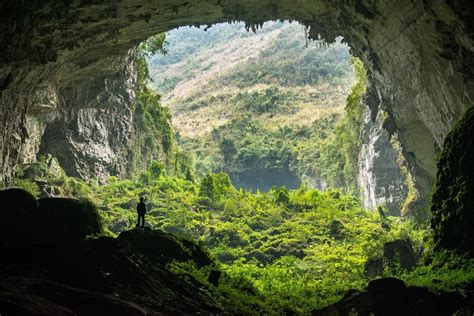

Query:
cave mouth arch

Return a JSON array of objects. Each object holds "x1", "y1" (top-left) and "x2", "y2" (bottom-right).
[
  {"x1": 0, "y1": 2, "x2": 473, "y2": 314},
  {"x1": 0, "y1": 0, "x2": 472, "y2": 215}
]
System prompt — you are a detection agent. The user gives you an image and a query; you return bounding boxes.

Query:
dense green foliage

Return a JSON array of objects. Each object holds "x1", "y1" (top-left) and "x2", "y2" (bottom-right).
[
  {"x1": 309, "y1": 57, "x2": 367, "y2": 194},
  {"x1": 134, "y1": 34, "x2": 173, "y2": 164},
  {"x1": 17, "y1": 165, "x2": 471, "y2": 314},
  {"x1": 7, "y1": 156, "x2": 474, "y2": 314},
  {"x1": 130, "y1": 33, "x2": 195, "y2": 178},
  {"x1": 221, "y1": 31, "x2": 352, "y2": 88}
]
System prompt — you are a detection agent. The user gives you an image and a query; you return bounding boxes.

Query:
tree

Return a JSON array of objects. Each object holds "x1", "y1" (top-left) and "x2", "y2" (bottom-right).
[
  {"x1": 149, "y1": 160, "x2": 165, "y2": 178},
  {"x1": 199, "y1": 172, "x2": 235, "y2": 205},
  {"x1": 270, "y1": 186, "x2": 290, "y2": 205},
  {"x1": 137, "y1": 33, "x2": 168, "y2": 86},
  {"x1": 219, "y1": 138, "x2": 237, "y2": 161},
  {"x1": 199, "y1": 174, "x2": 217, "y2": 203}
]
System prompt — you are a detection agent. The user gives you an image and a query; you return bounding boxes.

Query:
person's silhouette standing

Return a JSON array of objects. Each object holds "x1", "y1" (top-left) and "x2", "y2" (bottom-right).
[{"x1": 136, "y1": 197, "x2": 147, "y2": 228}]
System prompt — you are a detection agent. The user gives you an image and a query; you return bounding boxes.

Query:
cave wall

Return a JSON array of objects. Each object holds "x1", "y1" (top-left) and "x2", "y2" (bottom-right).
[
  {"x1": 0, "y1": 46, "x2": 153, "y2": 183},
  {"x1": 38, "y1": 50, "x2": 143, "y2": 182},
  {"x1": 431, "y1": 106, "x2": 474, "y2": 255},
  {"x1": 0, "y1": 1, "x2": 472, "y2": 210},
  {"x1": 358, "y1": 97, "x2": 408, "y2": 217}
]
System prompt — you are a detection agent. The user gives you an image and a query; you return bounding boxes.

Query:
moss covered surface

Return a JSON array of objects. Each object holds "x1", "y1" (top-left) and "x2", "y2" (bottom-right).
[{"x1": 431, "y1": 107, "x2": 474, "y2": 254}]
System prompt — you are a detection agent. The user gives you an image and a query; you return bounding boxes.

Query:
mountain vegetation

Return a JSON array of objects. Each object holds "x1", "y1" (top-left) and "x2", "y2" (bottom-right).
[{"x1": 148, "y1": 22, "x2": 359, "y2": 192}]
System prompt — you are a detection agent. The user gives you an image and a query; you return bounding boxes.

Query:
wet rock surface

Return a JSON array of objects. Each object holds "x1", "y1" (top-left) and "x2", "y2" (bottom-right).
[
  {"x1": 383, "y1": 239, "x2": 417, "y2": 271},
  {"x1": 358, "y1": 103, "x2": 409, "y2": 216},
  {"x1": 364, "y1": 238, "x2": 418, "y2": 278}
]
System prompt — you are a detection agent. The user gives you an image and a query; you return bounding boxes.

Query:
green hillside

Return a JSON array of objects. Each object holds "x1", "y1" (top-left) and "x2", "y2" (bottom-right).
[{"x1": 148, "y1": 22, "x2": 356, "y2": 191}]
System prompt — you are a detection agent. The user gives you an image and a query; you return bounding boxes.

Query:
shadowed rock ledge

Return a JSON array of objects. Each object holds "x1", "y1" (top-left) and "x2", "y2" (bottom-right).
[{"x1": 0, "y1": 189, "x2": 221, "y2": 315}]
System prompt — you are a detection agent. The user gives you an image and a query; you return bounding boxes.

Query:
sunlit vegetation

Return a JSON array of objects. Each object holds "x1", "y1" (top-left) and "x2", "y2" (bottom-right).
[
  {"x1": 10, "y1": 158, "x2": 474, "y2": 313},
  {"x1": 175, "y1": 57, "x2": 366, "y2": 197}
]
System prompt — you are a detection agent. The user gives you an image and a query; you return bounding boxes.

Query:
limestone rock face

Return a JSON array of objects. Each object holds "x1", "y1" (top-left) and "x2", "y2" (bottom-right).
[
  {"x1": 38, "y1": 50, "x2": 142, "y2": 183},
  {"x1": 0, "y1": 0, "x2": 472, "y2": 210},
  {"x1": 358, "y1": 103, "x2": 408, "y2": 216}
]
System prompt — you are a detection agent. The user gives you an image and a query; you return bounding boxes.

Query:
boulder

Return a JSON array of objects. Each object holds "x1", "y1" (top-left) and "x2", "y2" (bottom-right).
[
  {"x1": 0, "y1": 190, "x2": 103, "y2": 244},
  {"x1": 0, "y1": 188, "x2": 39, "y2": 244},
  {"x1": 312, "y1": 278, "x2": 464, "y2": 316},
  {"x1": 367, "y1": 277, "x2": 406, "y2": 310},
  {"x1": 383, "y1": 239, "x2": 417, "y2": 271},
  {"x1": 118, "y1": 229, "x2": 212, "y2": 267},
  {"x1": 207, "y1": 270, "x2": 221, "y2": 287},
  {"x1": 364, "y1": 258, "x2": 383, "y2": 278},
  {"x1": 108, "y1": 217, "x2": 130, "y2": 233},
  {"x1": 364, "y1": 239, "x2": 417, "y2": 278},
  {"x1": 36, "y1": 198, "x2": 102, "y2": 243},
  {"x1": 244, "y1": 250, "x2": 271, "y2": 264}
]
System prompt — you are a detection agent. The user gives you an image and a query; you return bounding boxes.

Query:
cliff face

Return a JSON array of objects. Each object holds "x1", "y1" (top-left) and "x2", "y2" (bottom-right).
[
  {"x1": 38, "y1": 51, "x2": 141, "y2": 183},
  {"x1": 431, "y1": 107, "x2": 474, "y2": 255},
  {"x1": 3, "y1": 49, "x2": 155, "y2": 183},
  {"x1": 358, "y1": 106, "x2": 408, "y2": 217},
  {"x1": 0, "y1": 1, "x2": 472, "y2": 212}
]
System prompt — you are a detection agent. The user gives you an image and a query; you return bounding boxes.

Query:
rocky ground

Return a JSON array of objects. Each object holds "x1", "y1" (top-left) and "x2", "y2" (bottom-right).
[
  {"x1": 0, "y1": 189, "x2": 221, "y2": 315},
  {"x1": 0, "y1": 229, "x2": 222, "y2": 315},
  {"x1": 312, "y1": 277, "x2": 474, "y2": 316},
  {"x1": 1, "y1": 188, "x2": 474, "y2": 315}
]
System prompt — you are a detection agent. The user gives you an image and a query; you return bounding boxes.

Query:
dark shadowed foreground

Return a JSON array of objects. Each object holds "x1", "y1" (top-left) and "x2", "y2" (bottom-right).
[{"x1": 1, "y1": 188, "x2": 474, "y2": 315}]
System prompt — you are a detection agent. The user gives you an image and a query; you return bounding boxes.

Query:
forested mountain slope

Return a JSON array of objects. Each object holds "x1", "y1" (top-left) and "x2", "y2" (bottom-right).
[{"x1": 148, "y1": 22, "x2": 355, "y2": 191}]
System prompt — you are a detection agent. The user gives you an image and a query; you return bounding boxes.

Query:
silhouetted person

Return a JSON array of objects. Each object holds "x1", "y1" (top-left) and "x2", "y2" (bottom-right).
[{"x1": 136, "y1": 197, "x2": 147, "y2": 228}]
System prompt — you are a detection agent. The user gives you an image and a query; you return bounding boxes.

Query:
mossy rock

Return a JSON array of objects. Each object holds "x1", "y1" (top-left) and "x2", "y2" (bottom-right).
[
  {"x1": 118, "y1": 229, "x2": 212, "y2": 267},
  {"x1": 431, "y1": 107, "x2": 474, "y2": 255},
  {"x1": 0, "y1": 188, "x2": 38, "y2": 244},
  {"x1": 36, "y1": 198, "x2": 102, "y2": 243},
  {"x1": 383, "y1": 238, "x2": 417, "y2": 271}
]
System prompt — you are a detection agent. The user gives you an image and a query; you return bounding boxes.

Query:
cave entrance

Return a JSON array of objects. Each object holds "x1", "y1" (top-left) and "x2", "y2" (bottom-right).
[
  {"x1": 142, "y1": 21, "x2": 410, "y2": 216},
  {"x1": 1, "y1": 2, "x2": 472, "y2": 314},
  {"x1": 145, "y1": 21, "x2": 359, "y2": 193}
]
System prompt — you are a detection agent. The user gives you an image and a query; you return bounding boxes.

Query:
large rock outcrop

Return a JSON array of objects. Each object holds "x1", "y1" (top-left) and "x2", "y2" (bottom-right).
[
  {"x1": 431, "y1": 106, "x2": 474, "y2": 255},
  {"x1": 38, "y1": 50, "x2": 144, "y2": 183},
  {"x1": 312, "y1": 277, "x2": 466, "y2": 316},
  {"x1": 0, "y1": 233, "x2": 221, "y2": 315},
  {"x1": 0, "y1": 188, "x2": 102, "y2": 245},
  {"x1": 0, "y1": 187, "x2": 222, "y2": 314},
  {"x1": 0, "y1": 1, "x2": 472, "y2": 211},
  {"x1": 358, "y1": 96, "x2": 408, "y2": 216}
]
